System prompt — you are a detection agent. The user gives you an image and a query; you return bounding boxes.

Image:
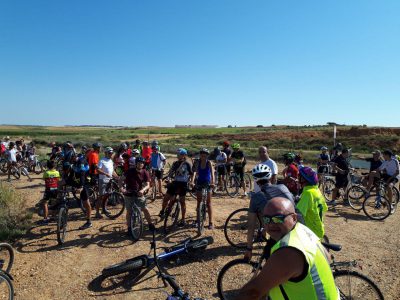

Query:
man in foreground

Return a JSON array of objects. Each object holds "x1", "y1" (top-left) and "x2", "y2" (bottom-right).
[{"x1": 235, "y1": 197, "x2": 339, "y2": 300}]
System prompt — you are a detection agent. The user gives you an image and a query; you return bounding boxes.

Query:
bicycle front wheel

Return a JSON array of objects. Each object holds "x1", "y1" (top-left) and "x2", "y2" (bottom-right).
[
  {"x1": 334, "y1": 270, "x2": 384, "y2": 300},
  {"x1": 322, "y1": 179, "x2": 336, "y2": 201},
  {"x1": 129, "y1": 206, "x2": 143, "y2": 242},
  {"x1": 57, "y1": 206, "x2": 68, "y2": 245},
  {"x1": 362, "y1": 195, "x2": 391, "y2": 221},
  {"x1": 225, "y1": 175, "x2": 239, "y2": 198},
  {"x1": 102, "y1": 256, "x2": 148, "y2": 277},
  {"x1": 163, "y1": 200, "x2": 181, "y2": 235},
  {"x1": 0, "y1": 272, "x2": 14, "y2": 300},
  {"x1": 346, "y1": 185, "x2": 366, "y2": 211},
  {"x1": 197, "y1": 200, "x2": 207, "y2": 235},
  {"x1": 224, "y1": 208, "x2": 263, "y2": 249},
  {"x1": 103, "y1": 192, "x2": 125, "y2": 219},
  {"x1": 217, "y1": 259, "x2": 261, "y2": 300},
  {"x1": 0, "y1": 243, "x2": 14, "y2": 274}
]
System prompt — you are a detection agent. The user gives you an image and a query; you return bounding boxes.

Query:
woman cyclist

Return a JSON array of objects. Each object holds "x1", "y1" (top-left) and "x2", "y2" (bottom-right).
[{"x1": 191, "y1": 148, "x2": 215, "y2": 229}]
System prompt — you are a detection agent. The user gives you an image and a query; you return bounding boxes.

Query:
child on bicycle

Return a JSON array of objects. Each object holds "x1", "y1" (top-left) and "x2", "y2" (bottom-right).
[
  {"x1": 39, "y1": 160, "x2": 61, "y2": 225},
  {"x1": 191, "y1": 148, "x2": 215, "y2": 229}
]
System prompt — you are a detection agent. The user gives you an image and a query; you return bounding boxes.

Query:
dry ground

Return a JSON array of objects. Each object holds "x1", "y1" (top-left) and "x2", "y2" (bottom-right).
[{"x1": 2, "y1": 170, "x2": 400, "y2": 300}]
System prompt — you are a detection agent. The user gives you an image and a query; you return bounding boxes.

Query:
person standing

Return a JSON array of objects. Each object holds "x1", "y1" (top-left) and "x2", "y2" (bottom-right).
[{"x1": 253, "y1": 146, "x2": 278, "y2": 192}]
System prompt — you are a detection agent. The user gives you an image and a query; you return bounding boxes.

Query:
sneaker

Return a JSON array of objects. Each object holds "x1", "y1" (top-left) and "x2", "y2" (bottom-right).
[
  {"x1": 177, "y1": 220, "x2": 186, "y2": 227},
  {"x1": 207, "y1": 224, "x2": 214, "y2": 230},
  {"x1": 37, "y1": 219, "x2": 49, "y2": 226},
  {"x1": 95, "y1": 212, "x2": 103, "y2": 219},
  {"x1": 79, "y1": 221, "x2": 93, "y2": 230},
  {"x1": 242, "y1": 192, "x2": 248, "y2": 197}
]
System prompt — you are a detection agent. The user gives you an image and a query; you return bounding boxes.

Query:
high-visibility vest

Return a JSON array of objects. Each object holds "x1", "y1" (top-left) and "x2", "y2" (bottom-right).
[{"x1": 269, "y1": 223, "x2": 339, "y2": 300}]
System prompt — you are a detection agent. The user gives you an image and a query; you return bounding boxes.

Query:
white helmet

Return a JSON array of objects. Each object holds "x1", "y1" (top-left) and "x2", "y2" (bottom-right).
[
  {"x1": 132, "y1": 149, "x2": 140, "y2": 155},
  {"x1": 252, "y1": 164, "x2": 272, "y2": 182}
]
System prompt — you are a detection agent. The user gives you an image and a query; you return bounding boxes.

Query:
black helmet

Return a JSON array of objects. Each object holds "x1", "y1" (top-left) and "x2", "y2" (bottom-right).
[
  {"x1": 136, "y1": 156, "x2": 146, "y2": 163},
  {"x1": 92, "y1": 142, "x2": 102, "y2": 149}
]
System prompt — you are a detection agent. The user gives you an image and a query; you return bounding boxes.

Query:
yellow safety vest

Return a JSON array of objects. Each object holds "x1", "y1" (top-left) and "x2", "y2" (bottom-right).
[{"x1": 269, "y1": 223, "x2": 339, "y2": 300}]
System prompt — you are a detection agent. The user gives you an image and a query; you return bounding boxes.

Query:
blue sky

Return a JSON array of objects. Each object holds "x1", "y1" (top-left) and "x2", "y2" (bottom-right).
[{"x1": 1, "y1": 1, "x2": 399, "y2": 127}]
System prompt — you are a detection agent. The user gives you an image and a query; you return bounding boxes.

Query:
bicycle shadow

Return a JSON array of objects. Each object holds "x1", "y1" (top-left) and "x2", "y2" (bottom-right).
[
  {"x1": 327, "y1": 206, "x2": 369, "y2": 222},
  {"x1": 15, "y1": 183, "x2": 43, "y2": 189}
]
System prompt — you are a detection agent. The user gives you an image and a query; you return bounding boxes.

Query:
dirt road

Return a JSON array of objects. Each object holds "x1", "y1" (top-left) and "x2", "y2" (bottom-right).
[{"x1": 3, "y1": 173, "x2": 400, "y2": 300}]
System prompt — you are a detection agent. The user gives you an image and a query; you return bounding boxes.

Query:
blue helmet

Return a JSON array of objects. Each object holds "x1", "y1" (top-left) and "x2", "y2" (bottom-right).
[{"x1": 177, "y1": 148, "x2": 187, "y2": 155}]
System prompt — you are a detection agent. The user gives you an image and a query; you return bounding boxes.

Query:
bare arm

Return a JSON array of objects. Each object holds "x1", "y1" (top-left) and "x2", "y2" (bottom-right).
[{"x1": 270, "y1": 174, "x2": 277, "y2": 184}]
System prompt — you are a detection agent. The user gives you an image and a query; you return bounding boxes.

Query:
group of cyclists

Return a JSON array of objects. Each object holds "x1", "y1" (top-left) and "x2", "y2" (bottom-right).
[{"x1": 2, "y1": 135, "x2": 399, "y2": 299}]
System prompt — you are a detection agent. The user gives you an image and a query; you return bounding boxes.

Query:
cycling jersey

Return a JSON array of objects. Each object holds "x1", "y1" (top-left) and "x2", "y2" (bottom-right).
[
  {"x1": 296, "y1": 185, "x2": 327, "y2": 239},
  {"x1": 87, "y1": 151, "x2": 99, "y2": 175},
  {"x1": 43, "y1": 170, "x2": 60, "y2": 190},
  {"x1": 197, "y1": 160, "x2": 212, "y2": 184}
]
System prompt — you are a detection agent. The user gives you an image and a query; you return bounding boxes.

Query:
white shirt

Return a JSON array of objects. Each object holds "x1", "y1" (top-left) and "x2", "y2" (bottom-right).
[
  {"x1": 151, "y1": 152, "x2": 166, "y2": 170},
  {"x1": 216, "y1": 152, "x2": 227, "y2": 166},
  {"x1": 7, "y1": 148, "x2": 17, "y2": 162},
  {"x1": 379, "y1": 157, "x2": 400, "y2": 177},
  {"x1": 98, "y1": 157, "x2": 114, "y2": 182},
  {"x1": 253, "y1": 158, "x2": 278, "y2": 193}
]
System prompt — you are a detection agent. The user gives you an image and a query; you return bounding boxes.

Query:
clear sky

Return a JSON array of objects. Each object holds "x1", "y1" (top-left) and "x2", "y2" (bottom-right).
[{"x1": 1, "y1": 1, "x2": 399, "y2": 127}]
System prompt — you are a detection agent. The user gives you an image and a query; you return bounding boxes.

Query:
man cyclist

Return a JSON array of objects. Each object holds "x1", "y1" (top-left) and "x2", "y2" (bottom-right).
[
  {"x1": 317, "y1": 146, "x2": 331, "y2": 182},
  {"x1": 87, "y1": 143, "x2": 101, "y2": 184},
  {"x1": 222, "y1": 141, "x2": 232, "y2": 174},
  {"x1": 95, "y1": 147, "x2": 118, "y2": 219},
  {"x1": 254, "y1": 146, "x2": 278, "y2": 193},
  {"x1": 296, "y1": 167, "x2": 328, "y2": 240},
  {"x1": 235, "y1": 197, "x2": 339, "y2": 300},
  {"x1": 282, "y1": 152, "x2": 299, "y2": 195},
  {"x1": 215, "y1": 147, "x2": 227, "y2": 191},
  {"x1": 150, "y1": 145, "x2": 167, "y2": 197},
  {"x1": 245, "y1": 164, "x2": 297, "y2": 260},
  {"x1": 160, "y1": 148, "x2": 193, "y2": 227},
  {"x1": 6, "y1": 142, "x2": 18, "y2": 182},
  {"x1": 39, "y1": 160, "x2": 60, "y2": 225},
  {"x1": 361, "y1": 150, "x2": 383, "y2": 186},
  {"x1": 329, "y1": 148, "x2": 350, "y2": 206},
  {"x1": 230, "y1": 143, "x2": 247, "y2": 196},
  {"x1": 191, "y1": 148, "x2": 215, "y2": 229},
  {"x1": 124, "y1": 156, "x2": 155, "y2": 235},
  {"x1": 141, "y1": 141, "x2": 152, "y2": 169},
  {"x1": 129, "y1": 149, "x2": 140, "y2": 168}
]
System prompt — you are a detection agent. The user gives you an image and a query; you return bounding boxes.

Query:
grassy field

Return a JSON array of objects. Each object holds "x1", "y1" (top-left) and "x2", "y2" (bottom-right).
[{"x1": 1, "y1": 125, "x2": 399, "y2": 163}]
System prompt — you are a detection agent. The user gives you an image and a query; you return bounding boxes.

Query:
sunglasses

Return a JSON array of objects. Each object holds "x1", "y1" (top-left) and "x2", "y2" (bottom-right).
[{"x1": 262, "y1": 213, "x2": 294, "y2": 225}]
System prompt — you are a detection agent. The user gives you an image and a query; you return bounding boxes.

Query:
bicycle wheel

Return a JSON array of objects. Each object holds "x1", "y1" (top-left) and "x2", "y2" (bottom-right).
[
  {"x1": 57, "y1": 206, "x2": 68, "y2": 245},
  {"x1": 150, "y1": 182, "x2": 157, "y2": 202},
  {"x1": 362, "y1": 195, "x2": 391, "y2": 221},
  {"x1": 224, "y1": 208, "x2": 263, "y2": 249},
  {"x1": 186, "y1": 236, "x2": 214, "y2": 253},
  {"x1": 346, "y1": 185, "x2": 366, "y2": 211},
  {"x1": 244, "y1": 173, "x2": 252, "y2": 192},
  {"x1": 225, "y1": 175, "x2": 239, "y2": 198},
  {"x1": 32, "y1": 161, "x2": 43, "y2": 174},
  {"x1": 40, "y1": 159, "x2": 48, "y2": 171},
  {"x1": 129, "y1": 206, "x2": 143, "y2": 242},
  {"x1": 322, "y1": 179, "x2": 336, "y2": 201},
  {"x1": 217, "y1": 259, "x2": 261, "y2": 300},
  {"x1": 103, "y1": 192, "x2": 125, "y2": 219},
  {"x1": 387, "y1": 186, "x2": 398, "y2": 214},
  {"x1": 0, "y1": 159, "x2": 8, "y2": 173},
  {"x1": 334, "y1": 270, "x2": 384, "y2": 300},
  {"x1": 197, "y1": 200, "x2": 207, "y2": 235},
  {"x1": 0, "y1": 244, "x2": 14, "y2": 274},
  {"x1": 102, "y1": 255, "x2": 148, "y2": 277},
  {"x1": 163, "y1": 200, "x2": 181, "y2": 234},
  {"x1": 0, "y1": 271, "x2": 14, "y2": 300}
]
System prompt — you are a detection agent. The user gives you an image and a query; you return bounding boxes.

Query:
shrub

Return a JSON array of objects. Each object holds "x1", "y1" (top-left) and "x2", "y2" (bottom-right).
[{"x1": 0, "y1": 183, "x2": 32, "y2": 241}]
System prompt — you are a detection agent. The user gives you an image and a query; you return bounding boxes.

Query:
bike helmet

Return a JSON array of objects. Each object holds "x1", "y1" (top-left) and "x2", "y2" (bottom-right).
[
  {"x1": 177, "y1": 148, "x2": 188, "y2": 155},
  {"x1": 120, "y1": 143, "x2": 128, "y2": 150},
  {"x1": 136, "y1": 156, "x2": 146, "y2": 163},
  {"x1": 152, "y1": 145, "x2": 160, "y2": 151},
  {"x1": 320, "y1": 146, "x2": 328, "y2": 151},
  {"x1": 214, "y1": 147, "x2": 221, "y2": 155},
  {"x1": 151, "y1": 140, "x2": 159, "y2": 146},
  {"x1": 232, "y1": 143, "x2": 240, "y2": 150},
  {"x1": 299, "y1": 167, "x2": 318, "y2": 185},
  {"x1": 92, "y1": 142, "x2": 102, "y2": 149},
  {"x1": 223, "y1": 141, "x2": 230, "y2": 147},
  {"x1": 200, "y1": 148, "x2": 209, "y2": 154},
  {"x1": 283, "y1": 152, "x2": 295, "y2": 162},
  {"x1": 132, "y1": 149, "x2": 140, "y2": 155},
  {"x1": 252, "y1": 164, "x2": 272, "y2": 182},
  {"x1": 104, "y1": 146, "x2": 114, "y2": 153}
]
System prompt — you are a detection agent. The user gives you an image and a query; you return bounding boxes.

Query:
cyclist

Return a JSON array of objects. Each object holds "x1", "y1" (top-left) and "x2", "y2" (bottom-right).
[
  {"x1": 87, "y1": 143, "x2": 101, "y2": 184},
  {"x1": 63, "y1": 142, "x2": 76, "y2": 164},
  {"x1": 329, "y1": 148, "x2": 350, "y2": 206},
  {"x1": 296, "y1": 167, "x2": 327, "y2": 240},
  {"x1": 49, "y1": 142, "x2": 62, "y2": 160},
  {"x1": 150, "y1": 145, "x2": 167, "y2": 197},
  {"x1": 1, "y1": 136, "x2": 10, "y2": 150},
  {"x1": 235, "y1": 197, "x2": 338, "y2": 300},
  {"x1": 151, "y1": 140, "x2": 160, "y2": 151},
  {"x1": 39, "y1": 160, "x2": 61, "y2": 225},
  {"x1": 160, "y1": 148, "x2": 193, "y2": 227},
  {"x1": 132, "y1": 139, "x2": 142, "y2": 152},
  {"x1": 361, "y1": 150, "x2": 383, "y2": 186},
  {"x1": 124, "y1": 156, "x2": 155, "y2": 234},
  {"x1": 254, "y1": 146, "x2": 278, "y2": 193},
  {"x1": 191, "y1": 148, "x2": 215, "y2": 229},
  {"x1": 282, "y1": 152, "x2": 299, "y2": 195},
  {"x1": 6, "y1": 142, "x2": 17, "y2": 182},
  {"x1": 114, "y1": 144, "x2": 127, "y2": 176},
  {"x1": 317, "y1": 146, "x2": 331, "y2": 182},
  {"x1": 230, "y1": 143, "x2": 247, "y2": 196},
  {"x1": 222, "y1": 141, "x2": 232, "y2": 174},
  {"x1": 245, "y1": 164, "x2": 296, "y2": 260},
  {"x1": 215, "y1": 147, "x2": 227, "y2": 191},
  {"x1": 141, "y1": 141, "x2": 152, "y2": 169},
  {"x1": 129, "y1": 149, "x2": 140, "y2": 168},
  {"x1": 95, "y1": 147, "x2": 118, "y2": 219}
]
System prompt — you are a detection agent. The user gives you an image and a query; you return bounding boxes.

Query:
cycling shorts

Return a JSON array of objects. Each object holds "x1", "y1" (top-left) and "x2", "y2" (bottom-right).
[
  {"x1": 152, "y1": 169, "x2": 164, "y2": 180},
  {"x1": 217, "y1": 165, "x2": 227, "y2": 176},
  {"x1": 233, "y1": 165, "x2": 245, "y2": 182},
  {"x1": 335, "y1": 175, "x2": 348, "y2": 189},
  {"x1": 195, "y1": 182, "x2": 211, "y2": 192},
  {"x1": 166, "y1": 181, "x2": 188, "y2": 197},
  {"x1": 381, "y1": 174, "x2": 399, "y2": 184},
  {"x1": 318, "y1": 165, "x2": 329, "y2": 174}
]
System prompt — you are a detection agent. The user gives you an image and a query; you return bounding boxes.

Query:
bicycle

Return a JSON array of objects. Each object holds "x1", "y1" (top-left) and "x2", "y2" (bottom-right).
[
  {"x1": 101, "y1": 178, "x2": 125, "y2": 219},
  {"x1": 217, "y1": 240, "x2": 384, "y2": 300},
  {"x1": 196, "y1": 184, "x2": 211, "y2": 235},
  {"x1": 0, "y1": 270, "x2": 14, "y2": 300},
  {"x1": 25, "y1": 155, "x2": 43, "y2": 174},
  {"x1": 102, "y1": 229, "x2": 213, "y2": 299},
  {"x1": 150, "y1": 169, "x2": 164, "y2": 202},
  {"x1": 362, "y1": 178, "x2": 394, "y2": 221},
  {"x1": 225, "y1": 164, "x2": 252, "y2": 198},
  {"x1": 223, "y1": 207, "x2": 266, "y2": 249},
  {"x1": 0, "y1": 243, "x2": 14, "y2": 275},
  {"x1": 56, "y1": 189, "x2": 71, "y2": 245},
  {"x1": 124, "y1": 193, "x2": 146, "y2": 242}
]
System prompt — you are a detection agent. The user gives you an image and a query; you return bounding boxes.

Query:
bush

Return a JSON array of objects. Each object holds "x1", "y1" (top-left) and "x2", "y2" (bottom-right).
[{"x1": 0, "y1": 183, "x2": 32, "y2": 241}]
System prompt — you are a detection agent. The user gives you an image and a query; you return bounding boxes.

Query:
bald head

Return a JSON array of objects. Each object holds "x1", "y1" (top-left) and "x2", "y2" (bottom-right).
[
  {"x1": 258, "y1": 146, "x2": 269, "y2": 161},
  {"x1": 264, "y1": 197, "x2": 295, "y2": 216}
]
